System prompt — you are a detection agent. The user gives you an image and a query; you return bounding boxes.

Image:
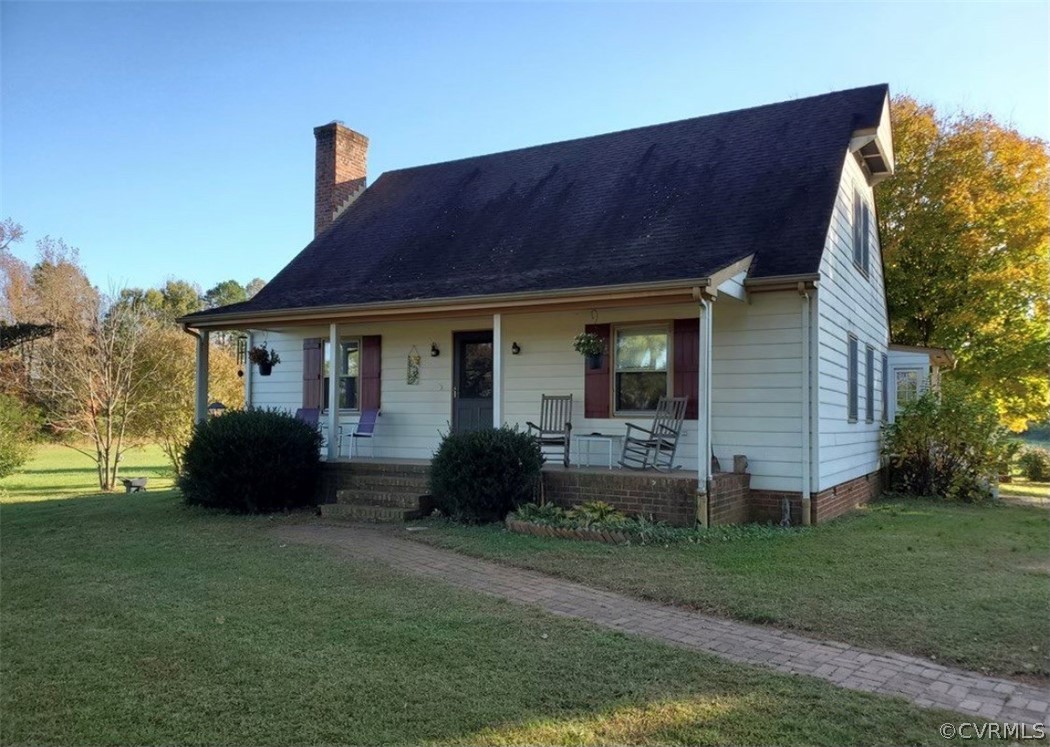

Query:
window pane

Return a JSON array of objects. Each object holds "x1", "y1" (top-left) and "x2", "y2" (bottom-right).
[
  {"x1": 896, "y1": 370, "x2": 920, "y2": 406},
  {"x1": 615, "y1": 329, "x2": 668, "y2": 371},
  {"x1": 459, "y1": 342, "x2": 493, "y2": 398},
  {"x1": 616, "y1": 372, "x2": 667, "y2": 411},
  {"x1": 323, "y1": 340, "x2": 361, "y2": 410}
]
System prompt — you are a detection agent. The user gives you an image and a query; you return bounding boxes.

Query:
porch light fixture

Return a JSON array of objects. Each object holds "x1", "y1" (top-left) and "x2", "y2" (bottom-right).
[
  {"x1": 207, "y1": 401, "x2": 227, "y2": 417},
  {"x1": 430, "y1": 342, "x2": 440, "y2": 357},
  {"x1": 511, "y1": 342, "x2": 521, "y2": 355}
]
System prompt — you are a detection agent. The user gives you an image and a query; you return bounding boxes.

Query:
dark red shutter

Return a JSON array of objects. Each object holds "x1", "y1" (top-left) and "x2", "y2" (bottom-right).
[
  {"x1": 361, "y1": 335, "x2": 382, "y2": 410},
  {"x1": 673, "y1": 318, "x2": 699, "y2": 420},
  {"x1": 583, "y1": 323, "x2": 611, "y2": 418},
  {"x1": 302, "y1": 338, "x2": 323, "y2": 409}
]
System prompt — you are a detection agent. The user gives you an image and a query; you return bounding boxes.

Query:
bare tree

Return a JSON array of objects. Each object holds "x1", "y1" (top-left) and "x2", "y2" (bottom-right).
[{"x1": 37, "y1": 293, "x2": 161, "y2": 490}]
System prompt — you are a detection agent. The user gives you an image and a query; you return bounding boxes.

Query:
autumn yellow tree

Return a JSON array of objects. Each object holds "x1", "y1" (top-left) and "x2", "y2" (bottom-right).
[
  {"x1": 133, "y1": 325, "x2": 244, "y2": 474},
  {"x1": 877, "y1": 97, "x2": 1049, "y2": 430}
]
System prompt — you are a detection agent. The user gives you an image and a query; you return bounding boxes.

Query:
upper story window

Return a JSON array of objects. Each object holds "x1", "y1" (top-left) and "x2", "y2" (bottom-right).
[
  {"x1": 852, "y1": 187, "x2": 871, "y2": 276},
  {"x1": 323, "y1": 338, "x2": 361, "y2": 410},
  {"x1": 847, "y1": 334, "x2": 859, "y2": 422},
  {"x1": 614, "y1": 325, "x2": 669, "y2": 413}
]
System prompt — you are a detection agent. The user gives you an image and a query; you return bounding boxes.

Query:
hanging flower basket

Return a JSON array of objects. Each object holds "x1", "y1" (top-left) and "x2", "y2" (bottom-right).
[
  {"x1": 248, "y1": 345, "x2": 280, "y2": 376},
  {"x1": 573, "y1": 332, "x2": 605, "y2": 370}
]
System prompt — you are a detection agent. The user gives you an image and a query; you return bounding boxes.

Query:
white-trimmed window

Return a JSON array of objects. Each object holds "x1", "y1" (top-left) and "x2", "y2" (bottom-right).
[
  {"x1": 865, "y1": 344, "x2": 875, "y2": 423},
  {"x1": 895, "y1": 369, "x2": 922, "y2": 409},
  {"x1": 323, "y1": 338, "x2": 361, "y2": 411},
  {"x1": 847, "y1": 334, "x2": 859, "y2": 422},
  {"x1": 852, "y1": 187, "x2": 870, "y2": 276},
  {"x1": 614, "y1": 325, "x2": 669, "y2": 413}
]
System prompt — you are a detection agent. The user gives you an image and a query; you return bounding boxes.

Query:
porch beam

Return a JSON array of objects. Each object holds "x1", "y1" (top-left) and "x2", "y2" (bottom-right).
[
  {"x1": 194, "y1": 330, "x2": 210, "y2": 424},
  {"x1": 327, "y1": 323, "x2": 339, "y2": 460},
  {"x1": 493, "y1": 313, "x2": 503, "y2": 428}
]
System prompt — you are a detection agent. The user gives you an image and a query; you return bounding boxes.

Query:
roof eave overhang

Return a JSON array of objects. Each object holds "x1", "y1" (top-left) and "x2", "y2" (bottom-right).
[{"x1": 180, "y1": 255, "x2": 758, "y2": 330}]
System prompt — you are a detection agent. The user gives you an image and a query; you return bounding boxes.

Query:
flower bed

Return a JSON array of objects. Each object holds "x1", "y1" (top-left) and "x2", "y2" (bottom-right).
[
  {"x1": 505, "y1": 501, "x2": 802, "y2": 546},
  {"x1": 504, "y1": 517, "x2": 632, "y2": 544}
]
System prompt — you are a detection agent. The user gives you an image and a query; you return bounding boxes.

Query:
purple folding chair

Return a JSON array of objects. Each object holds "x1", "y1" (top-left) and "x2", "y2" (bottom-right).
[
  {"x1": 348, "y1": 409, "x2": 379, "y2": 459},
  {"x1": 295, "y1": 408, "x2": 338, "y2": 454}
]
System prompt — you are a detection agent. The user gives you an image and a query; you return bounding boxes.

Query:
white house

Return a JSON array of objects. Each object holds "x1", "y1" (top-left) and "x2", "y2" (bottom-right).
[{"x1": 181, "y1": 84, "x2": 948, "y2": 526}]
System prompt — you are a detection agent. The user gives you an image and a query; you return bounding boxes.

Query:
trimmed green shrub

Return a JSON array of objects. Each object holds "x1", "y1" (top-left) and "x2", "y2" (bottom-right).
[
  {"x1": 882, "y1": 380, "x2": 1010, "y2": 503},
  {"x1": 429, "y1": 426, "x2": 542, "y2": 522},
  {"x1": 179, "y1": 409, "x2": 322, "y2": 513},
  {"x1": 1018, "y1": 448, "x2": 1050, "y2": 482},
  {"x1": 0, "y1": 394, "x2": 40, "y2": 478}
]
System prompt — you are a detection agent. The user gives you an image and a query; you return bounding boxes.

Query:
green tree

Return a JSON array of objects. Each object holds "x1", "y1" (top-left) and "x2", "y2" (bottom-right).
[
  {"x1": 204, "y1": 279, "x2": 248, "y2": 309},
  {"x1": 245, "y1": 277, "x2": 266, "y2": 298},
  {"x1": 877, "y1": 97, "x2": 1049, "y2": 431}
]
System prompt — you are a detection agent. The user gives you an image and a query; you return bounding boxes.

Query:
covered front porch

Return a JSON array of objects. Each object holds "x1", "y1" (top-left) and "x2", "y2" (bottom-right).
[{"x1": 186, "y1": 260, "x2": 814, "y2": 525}]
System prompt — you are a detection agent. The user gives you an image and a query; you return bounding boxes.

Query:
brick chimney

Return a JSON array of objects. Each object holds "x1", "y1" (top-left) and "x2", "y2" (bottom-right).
[{"x1": 313, "y1": 121, "x2": 368, "y2": 236}]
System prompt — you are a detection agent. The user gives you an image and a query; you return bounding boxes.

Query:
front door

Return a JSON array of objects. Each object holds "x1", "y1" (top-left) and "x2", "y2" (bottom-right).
[{"x1": 452, "y1": 331, "x2": 494, "y2": 433}]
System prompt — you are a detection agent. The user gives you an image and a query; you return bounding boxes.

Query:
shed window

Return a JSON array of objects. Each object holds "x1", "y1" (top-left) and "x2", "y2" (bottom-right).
[
  {"x1": 896, "y1": 369, "x2": 922, "y2": 409},
  {"x1": 847, "y1": 335, "x2": 859, "y2": 422},
  {"x1": 323, "y1": 338, "x2": 361, "y2": 410},
  {"x1": 865, "y1": 345, "x2": 875, "y2": 423},
  {"x1": 614, "y1": 326, "x2": 669, "y2": 413}
]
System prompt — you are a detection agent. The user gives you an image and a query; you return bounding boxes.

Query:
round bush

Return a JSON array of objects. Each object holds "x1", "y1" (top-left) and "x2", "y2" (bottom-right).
[
  {"x1": 1018, "y1": 448, "x2": 1050, "y2": 482},
  {"x1": 0, "y1": 394, "x2": 39, "y2": 479},
  {"x1": 179, "y1": 409, "x2": 323, "y2": 513},
  {"x1": 429, "y1": 426, "x2": 543, "y2": 523}
]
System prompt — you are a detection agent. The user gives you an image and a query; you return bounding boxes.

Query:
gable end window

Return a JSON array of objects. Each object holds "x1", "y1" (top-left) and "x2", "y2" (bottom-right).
[
  {"x1": 865, "y1": 345, "x2": 875, "y2": 423},
  {"x1": 852, "y1": 188, "x2": 870, "y2": 276},
  {"x1": 847, "y1": 335, "x2": 859, "y2": 422},
  {"x1": 323, "y1": 338, "x2": 361, "y2": 411},
  {"x1": 614, "y1": 325, "x2": 670, "y2": 413}
]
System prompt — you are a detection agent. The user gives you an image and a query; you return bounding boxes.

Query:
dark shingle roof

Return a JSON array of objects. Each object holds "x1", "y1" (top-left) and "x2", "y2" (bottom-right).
[{"x1": 193, "y1": 84, "x2": 887, "y2": 318}]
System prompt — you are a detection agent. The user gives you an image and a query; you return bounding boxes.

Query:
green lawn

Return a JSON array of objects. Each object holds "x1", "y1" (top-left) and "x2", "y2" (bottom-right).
[
  {"x1": 411, "y1": 500, "x2": 1050, "y2": 680},
  {"x1": 0, "y1": 442, "x2": 175, "y2": 502},
  {"x1": 1, "y1": 453, "x2": 978, "y2": 746}
]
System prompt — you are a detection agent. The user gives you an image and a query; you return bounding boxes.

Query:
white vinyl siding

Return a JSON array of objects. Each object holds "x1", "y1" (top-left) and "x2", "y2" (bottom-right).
[
  {"x1": 815, "y1": 151, "x2": 890, "y2": 491},
  {"x1": 246, "y1": 293, "x2": 805, "y2": 491}
]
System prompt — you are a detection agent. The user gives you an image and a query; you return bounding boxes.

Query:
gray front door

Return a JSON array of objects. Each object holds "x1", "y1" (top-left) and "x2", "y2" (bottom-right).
[{"x1": 452, "y1": 331, "x2": 493, "y2": 433}]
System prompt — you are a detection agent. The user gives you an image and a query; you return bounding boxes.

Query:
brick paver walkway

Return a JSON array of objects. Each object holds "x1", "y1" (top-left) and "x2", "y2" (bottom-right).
[{"x1": 277, "y1": 523, "x2": 1049, "y2": 725}]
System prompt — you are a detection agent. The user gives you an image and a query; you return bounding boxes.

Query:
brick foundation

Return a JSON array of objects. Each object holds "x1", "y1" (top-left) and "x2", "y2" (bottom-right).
[
  {"x1": 750, "y1": 469, "x2": 881, "y2": 525},
  {"x1": 708, "y1": 472, "x2": 751, "y2": 526},
  {"x1": 542, "y1": 469, "x2": 699, "y2": 526}
]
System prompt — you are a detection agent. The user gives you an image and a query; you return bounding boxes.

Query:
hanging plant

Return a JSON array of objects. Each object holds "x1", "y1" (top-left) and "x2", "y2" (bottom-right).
[
  {"x1": 248, "y1": 344, "x2": 281, "y2": 376},
  {"x1": 573, "y1": 332, "x2": 605, "y2": 370}
]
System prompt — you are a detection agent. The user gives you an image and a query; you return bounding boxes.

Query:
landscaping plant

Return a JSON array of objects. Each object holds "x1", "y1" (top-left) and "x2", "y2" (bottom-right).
[
  {"x1": 1017, "y1": 447, "x2": 1050, "y2": 482},
  {"x1": 882, "y1": 380, "x2": 1011, "y2": 502},
  {"x1": 0, "y1": 394, "x2": 39, "y2": 478},
  {"x1": 429, "y1": 426, "x2": 542, "y2": 522},
  {"x1": 179, "y1": 408, "x2": 322, "y2": 513}
]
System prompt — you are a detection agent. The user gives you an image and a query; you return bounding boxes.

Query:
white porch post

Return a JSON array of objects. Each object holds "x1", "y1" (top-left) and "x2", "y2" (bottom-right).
[
  {"x1": 799, "y1": 285, "x2": 813, "y2": 526},
  {"x1": 194, "y1": 330, "x2": 210, "y2": 424},
  {"x1": 243, "y1": 331, "x2": 253, "y2": 409},
  {"x1": 492, "y1": 313, "x2": 503, "y2": 428},
  {"x1": 696, "y1": 295, "x2": 713, "y2": 527},
  {"x1": 327, "y1": 323, "x2": 339, "y2": 460}
]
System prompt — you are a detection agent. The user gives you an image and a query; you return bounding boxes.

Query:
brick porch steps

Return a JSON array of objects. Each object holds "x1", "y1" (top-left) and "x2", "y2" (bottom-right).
[
  {"x1": 320, "y1": 461, "x2": 432, "y2": 523},
  {"x1": 321, "y1": 503, "x2": 423, "y2": 523}
]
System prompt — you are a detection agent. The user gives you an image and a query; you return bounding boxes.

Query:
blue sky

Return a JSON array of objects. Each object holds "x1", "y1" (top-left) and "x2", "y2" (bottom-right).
[{"x1": 2, "y1": 1, "x2": 1047, "y2": 293}]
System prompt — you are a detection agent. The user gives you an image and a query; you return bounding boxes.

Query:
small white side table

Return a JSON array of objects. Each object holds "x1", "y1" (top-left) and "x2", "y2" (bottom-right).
[{"x1": 573, "y1": 433, "x2": 623, "y2": 469}]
